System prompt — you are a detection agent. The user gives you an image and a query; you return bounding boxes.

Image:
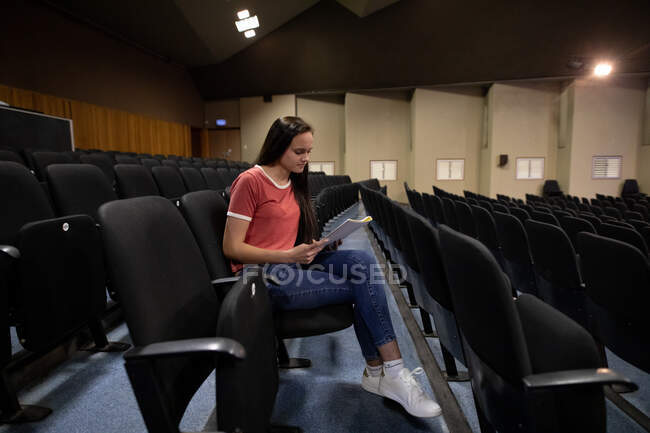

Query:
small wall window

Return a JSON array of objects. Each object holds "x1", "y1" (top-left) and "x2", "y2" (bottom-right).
[
  {"x1": 592, "y1": 156, "x2": 622, "y2": 179},
  {"x1": 436, "y1": 159, "x2": 465, "y2": 180},
  {"x1": 516, "y1": 157, "x2": 545, "y2": 180},
  {"x1": 370, "y1": 160, "x2": 397, "y2": 181},
  {"x1": 309, "y1": 161, "x2": 335, "y2": 175}
]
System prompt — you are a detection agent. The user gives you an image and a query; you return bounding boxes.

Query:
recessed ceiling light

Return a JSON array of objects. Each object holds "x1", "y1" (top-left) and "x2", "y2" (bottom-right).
[
  {"x1": 235, "y1": 15, "x2": 259, "y2": 32},
  {"x1": 594, "y1": 62, "x2": 612, "y2": 77},
  {"x1": 244, "y1": 30, "x2": 256, "y2": 38},
  {"x1": 237, "y1": 9, "x2": 250, "y2": 19}
]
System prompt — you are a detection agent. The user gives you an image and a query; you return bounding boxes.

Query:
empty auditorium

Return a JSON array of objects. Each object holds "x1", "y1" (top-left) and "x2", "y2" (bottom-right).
[{"x1": 1, "y1": 0, "x2": 649, "y2": 432}]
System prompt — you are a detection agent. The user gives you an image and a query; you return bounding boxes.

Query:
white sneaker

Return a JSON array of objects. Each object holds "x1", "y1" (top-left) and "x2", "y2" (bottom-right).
[
  {"x1": 361, "y1": 368, "x2": 382, "y2": 396},
  {"x1": 379, "y1": 367, "x2": 442, "y2": 418}
]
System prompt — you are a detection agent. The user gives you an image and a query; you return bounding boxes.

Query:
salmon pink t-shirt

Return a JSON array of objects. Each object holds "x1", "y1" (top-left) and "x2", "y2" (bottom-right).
[{"x1": 227, "y1": 165, "x2": 300, "y2": 273}]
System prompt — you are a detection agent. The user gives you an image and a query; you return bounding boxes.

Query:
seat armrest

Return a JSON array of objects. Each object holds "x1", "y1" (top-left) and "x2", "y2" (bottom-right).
[
  {"x1": 0, "y1": 245, "x2": 20, "y2": 259},
  {"x1": 523, "y1": 368, "x2": 637, "y2": 393},
  {"x1": 125, "y1": 337, "x2": 245, "y2": 361},
  {"x1": 211, "y1": 276, "x2": 240, "y2": 288}
]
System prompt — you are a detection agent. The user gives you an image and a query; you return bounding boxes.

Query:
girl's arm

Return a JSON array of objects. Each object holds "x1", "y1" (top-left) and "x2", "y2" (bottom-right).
[{"x1": 223, "y1": 216, "x2": 329, "y2": 265}]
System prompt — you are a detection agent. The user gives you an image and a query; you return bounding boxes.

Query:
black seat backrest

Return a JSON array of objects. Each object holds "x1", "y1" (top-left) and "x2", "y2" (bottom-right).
[
  {"x1": 98, "y1": 196, "x2": 220, "y2": 428},
  {"x1": 0, "y1": 149, "x2": 26, "y2": 166},
  {"x1": 423, "y1": 193, "x2": 445, "y2": 225},
  {"x1": 179, "y1": 167, "x2": 208, "y2": 192},
  {"x1": 531, "y1": 210, "x2": 560, "y2": 226},
  {"x1": 0, "y1": 161, "x2": 54, "y2": 246},
  {"x1": 114, "y1": 155, "x2": 140, "y2": 165},
  {"x1": 406, "y1": 213, "x2": 453, "y2": 311},
  {"x1": 598, "y1": 223, "x2": 648, "y2": 256},
  {"x1": 152, "y1": 166, "x2": 187, "y2": 200},
  {"x1": 140, "y1": 158, "x2": 161, "y2": 171},
  {"x1": 161, "y1": 159, "x2": 179, "y2": 170},
  {"x1": 391, "y1": 203, "x2": 419, "y2": 271},
  {"x1": 603, "y1": 206, "x2": 622, "y2": 220},
  {"x1": 216, "y1": 271, "x2": 278, "y2": 433},
  {"x1": 80, "y1": 153, "x2": 116, "y2": 185},
  {"x1": 32, "y1": 151, "x2": 74, "y2": 181},
  {"x1": 471, "y1": 205, "x2": 500, "y2": 251},
  {"x1": 441, "y1": 198, "x2": 459, "y2": 230},
  {"x1": 525, "y1": 219, "x2": 581, "y2": 289},
  {"x1": 492, "y1": 202, "x2": 509, "y2": 214},
  {"x1": 577, "y1": 233, "x2": 649, "y2": 329},
  {"x1": 494, "y1": 211, "x2": 532, "y2": 267},
  {"x1": 509, "y1": 207, "x2": 530, "y2": 224},
  {"x1": 114, "y1": 164, "x2": 160, "y2": 199},
  {"x1": 559, "y1": 216, "x2": 596, "y2": 248},
  {"x1": 454, "y1": 200, "x2": 477, "y2": 238},
  {"x1": 180, "y1": 191, "x2": 231, "y2": 279},
  {"x1": 439, "y1": 225, "x2": 531, "y2": 383},
  {"x1": 46, "y1": 164, "x2": 118, "y2": 222},
  {"x1": 201, "y1": 168, "x2": 227, "y2": 191},
  {"x1": 621, "y1": 179, "x2": 639, "y2": 196},
  {"x1": 478, "y1": 200, "x2": 494, "y2": 213}
]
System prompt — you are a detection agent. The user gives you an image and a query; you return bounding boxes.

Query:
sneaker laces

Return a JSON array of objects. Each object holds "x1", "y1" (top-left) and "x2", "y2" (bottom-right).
[{"x1": 400, "y1": 367, "x2": 426, "y2": 401}]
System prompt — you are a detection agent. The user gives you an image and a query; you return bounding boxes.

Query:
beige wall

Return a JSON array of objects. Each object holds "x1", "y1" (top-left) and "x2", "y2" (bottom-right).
[
  {"x1": 566, "y1": 78, "x2": 646, "y2": 198},
  {"x1": 484, "y1": 82, "x2": 559, "y2": 199},
  {"x1": 296, "y1": 95, "x2": 346, "y2": 174},
  {"x1": 239, "y1": 95, "x2": 296, "y2": 163},
  {"x1": 345, "y1": 91, "x2": 411, "y2": 202},
  {"x1": 411, "y1": 87, "x2": 483, "y2": 196},
  {"x1": 1, "y1": 1, "x2": 203, "y2": 126},
  {"x1": 640, "y1": 79, "x2": 650, "y2": 193},
  {"x1": 205, "y1": 99, "x2": 240, "y2": 128},
  {"x1": 556, "y1": 82, "x2": 574, "y2": 191}
]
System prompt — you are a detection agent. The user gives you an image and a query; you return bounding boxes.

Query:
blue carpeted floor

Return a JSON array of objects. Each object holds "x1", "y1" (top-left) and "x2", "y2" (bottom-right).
[{"x1": 3, "y1": 202, "x2": 649, "y2": 432}]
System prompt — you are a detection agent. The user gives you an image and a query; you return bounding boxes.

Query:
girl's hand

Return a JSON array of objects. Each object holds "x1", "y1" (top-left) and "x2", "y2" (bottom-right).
[
  {"x1": 324, "y1": 239, "x2": 343, "y2": 251},
  {"x1": 285, "y1": 239, "x2": 330, "y2": 264}
]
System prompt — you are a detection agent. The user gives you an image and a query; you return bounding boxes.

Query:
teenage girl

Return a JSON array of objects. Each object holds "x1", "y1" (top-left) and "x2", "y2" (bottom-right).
[{"x1": 223, "y1": 116, "x2": 440, "y2": 418}]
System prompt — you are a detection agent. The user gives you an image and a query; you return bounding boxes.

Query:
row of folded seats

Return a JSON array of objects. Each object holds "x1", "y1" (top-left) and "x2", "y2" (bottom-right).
[
  {"x1": 393, "y1": 183, "x2": 647, "y2": 432},
  {"x1": 0, "y1": 156, "x2": 371, "y2": 430}
]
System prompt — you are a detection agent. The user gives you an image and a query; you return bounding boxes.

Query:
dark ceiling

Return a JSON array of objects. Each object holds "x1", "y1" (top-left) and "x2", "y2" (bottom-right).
[{"x1": 43, "y1": 0, "x2": 650, "y2": 100}]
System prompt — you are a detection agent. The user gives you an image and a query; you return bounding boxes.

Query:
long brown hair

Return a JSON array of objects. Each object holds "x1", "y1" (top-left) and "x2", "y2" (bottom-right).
[{"x1": 255, "y1": 116, "x2": 318, "y2": 244}]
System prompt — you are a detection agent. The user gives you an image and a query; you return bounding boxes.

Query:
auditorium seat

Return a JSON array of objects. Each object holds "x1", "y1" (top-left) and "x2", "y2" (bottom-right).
[
  {"x1": 471, "y1": 205, "x2": 505, "y2": 270},
  {"x1": 494, "y1": 211, "x2": 537, "y2": 296},
  {"x1": 80, "y1": 153, "x2": 116, "y2": 185},
  {"x1": 392, "y1": 204, "x2": 437, "y2": 337},
  {"x1": 32, "y1": 151, "x2": 75, "y2": 181},
  {"x1": 491, "y1": 202, "x2": 509, "y2": 214},
  {"x1": 454, "y1": 200, "x2": 477, "y2": 238},
  {"x1": 0, "y1": 149, "x2": 26, "y2": 166},
  {"x1": 0, "y1": 161, "x2": 127, "y2": 423},
  {"x1": 178, "y1": 160, "x2": 193, "y2": 168},
  {"x1": 139, "y1": 158, "x2": 161, "y2": 171},
  {"x1": 114, "y1": 164, "x2": 160, "y2": 199},
  {"x1": 200, "y1": 167, "x2": 227, "y2": 191},
  {"x1": 179, "y1": 190, "x2": 354, "y2": 369},
  {"x1": 405, "y1": 210, "x2": 469, "y2": 381},
  {"x1": 530, "y1": 210, "x2": 560, "y2": 226},
  {"x1": 598, "y1": 223, "x2": 648, "y2": 256},
  {"x1": 576, "y1": 232, "x2": 649, "y2": 373},
  {"x1": 114, "y1": 155, "x2": 140, "y2": 165},
  {"x1": 98, "y1": 195, "x2": 282, "y2": 432},
  {"x1": 151, "y1": 166, "x2": 187, "y2": 203},
  {"x1": 179, "y1": 167, "x2": 208, "y2": 192},
  {"x1": 161, "y1": 159, "x2": 180, "y2": 170},
  {"x1": 603, "y1": 206, "x2": 623, "y2": 220},
  {"x1": 46, "y1": 164, "x2": 118, "y2": 222},
  {"x1": 441, "y1": 198, "x2": 459, "y2": 230},
  {"x1": 525, "y1": 219, "x2": 588, "y2": 328},
  {"x1": 509, "y1": 207, "x2": 530, "y2": 224},
  {"x1": 559, "y1": 216, "x2": 596, "y2": 248},
  {"x1": 579, "y1": 212, "x2": 603, "y2": 233},
  {"x1": 423, "y1": 193, "x2": 445, "y2": 226},
  {"x1": 439, "y1": 225, "x2": 635, "y2": 433}
]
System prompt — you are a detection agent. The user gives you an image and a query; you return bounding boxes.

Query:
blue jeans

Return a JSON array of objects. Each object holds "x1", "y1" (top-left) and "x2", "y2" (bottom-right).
[{"x1": 264, "y1": 249, "x2": 396, "y2": 361}]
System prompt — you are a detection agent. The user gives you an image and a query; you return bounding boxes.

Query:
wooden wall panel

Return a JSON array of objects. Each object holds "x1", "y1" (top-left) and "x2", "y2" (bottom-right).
[{"x1": 0, "y1": 84, "x2": 190, "y2": 156}]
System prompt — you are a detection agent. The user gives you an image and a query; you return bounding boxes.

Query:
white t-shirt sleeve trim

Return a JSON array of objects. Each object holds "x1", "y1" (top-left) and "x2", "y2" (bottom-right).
[{"x1": 227, "y1": 211, "x2": 252, "y2": 222}]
